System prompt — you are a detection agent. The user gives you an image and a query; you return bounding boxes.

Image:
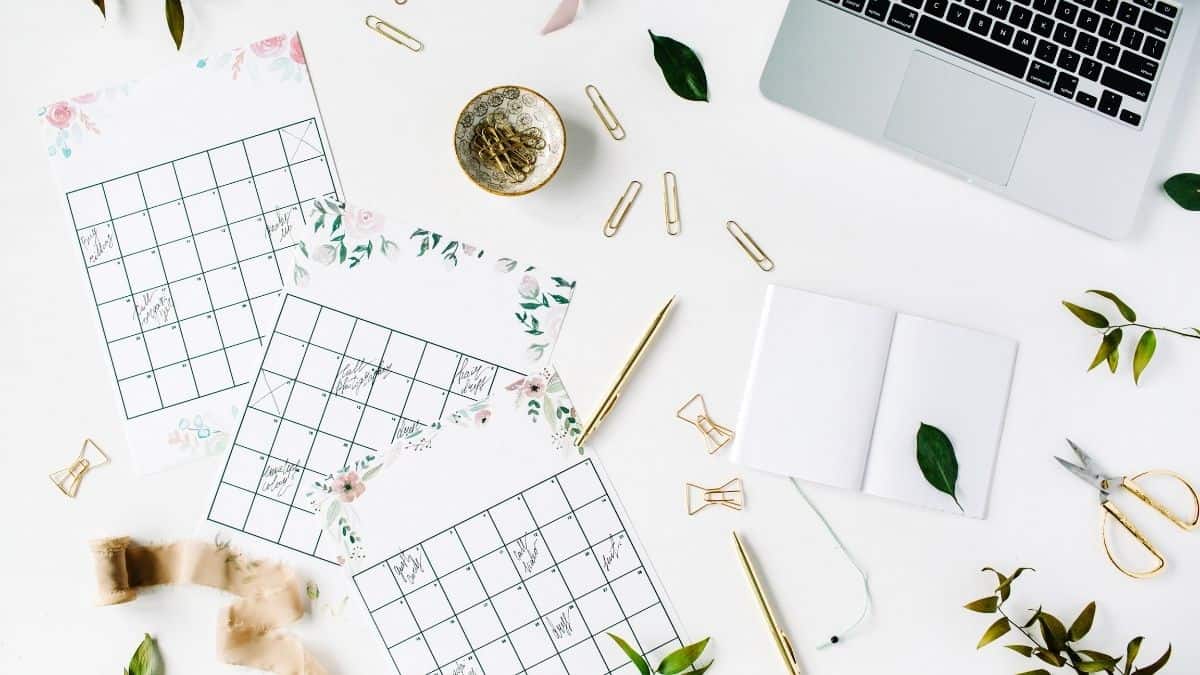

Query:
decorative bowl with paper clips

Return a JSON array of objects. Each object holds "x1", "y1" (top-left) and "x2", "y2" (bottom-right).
[{"x1": 454, "y1": 85, "x2": 566, "y2": 196}]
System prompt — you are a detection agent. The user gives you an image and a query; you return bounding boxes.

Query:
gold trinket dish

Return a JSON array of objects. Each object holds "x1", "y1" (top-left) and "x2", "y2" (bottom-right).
[{"x1": 454, "y1": 85, "x2": 566, "y2": 196}]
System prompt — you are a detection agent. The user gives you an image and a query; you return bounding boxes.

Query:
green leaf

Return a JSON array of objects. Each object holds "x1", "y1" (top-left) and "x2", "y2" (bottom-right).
[
  {"x1": 1132, "y1": 645, "x2": 1171, "y2": 675},
  {"x1": 1132, "y1": 330, "x2": 1156, "y2": 384},
  {"x1": 306, "y1": 582, "x2": 319, "y2": 600},
  {"x1": 1078, "y1": 661, "x2": 1117, "y2": 673},
  {"x1": 916, "y1": 423, "x2": 962, "y2": 511},
  {"x1": 1022, "y1": 607, "x2": 1043, "y2": 628},
  {"x1": 1089, "y1": 329, "x2": 1123, "y2": 371},
  {"x1": 126, "y1": 634, "x2": 164, "y2": 675},
  {"x1": 1125, "y1": 637, "x2": 1144, "y2": 674},
  {"x1": 689, "y1": 662, "x2": 713, "y2": 675},
  {"x1": 648, "y1": 30, "x2": 709, "y2": 102},
  {"x1": 92, "y1": 0, "x2": 106, "y2": 16},
  {"x1": 1163, "y1": 173, "x2": 1200, "y2": 211},
  {"x1": 1078, "y1": 650, "x2": 1119, "y2": 669},
  {"x1": 1016, "y1": 670, "x2": 1052, "y2": 675},
  {"x1": 1063, "y1": 301, "x2": 1110, "y2": 328},
  {"x1": 1086, "y1": 290, "x2": 1137, "y2": 321},
  {"x1": 656, "y1": 637, "x2": 709, "y2": 674},
  {"x1": 1038, "y1": 613, "x2": 1068, "y2": 653},
  {"x1": 1107, "y1": 341, "x2": 1120, "y2": 373},
  {"x1": 977, "y1": 617, "x2": 1010, "y2": 648},
  {"x1": 964, "y1": 596, "x2": 999, "y2": 613},
  {"x1": 1035, "y1": 648, "x2": 1066, "y2": 667},
  {"x1": 608, "y1": 633, "x2": 651, "y2": 675},
  {"x1": 165, "y1": 0, "x2": 185, "y2": 50},
  {"x1": 1069, "y1": 601, "x2": 1096, "y2": 641},
  {"x1": 1007, "y1": 645, "x2": 1035, "y2": 657},
  {"x1": 981, "y1": 566, "x2": 1033, "y2": 601}
]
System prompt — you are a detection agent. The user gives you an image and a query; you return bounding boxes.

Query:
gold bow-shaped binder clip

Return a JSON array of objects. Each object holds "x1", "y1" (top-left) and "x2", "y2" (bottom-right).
[
  {"x1": 50, "y1": 438, "x2": 110, "y2": 498},
  {"x1": 676, "y1": 394, "x2": 734, "y2": 455},
  {"x1": 686, "y1": 478, "x2": 745, "y2": 515}
]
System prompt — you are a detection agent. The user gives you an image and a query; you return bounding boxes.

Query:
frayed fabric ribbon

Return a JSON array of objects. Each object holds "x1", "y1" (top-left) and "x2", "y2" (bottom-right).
[
  {"x1": 90, "y1": 537, "x2": 327, "y2": 675},
  {"x1": 541, "y1": 0, "x2": 582, "y2": 34}
]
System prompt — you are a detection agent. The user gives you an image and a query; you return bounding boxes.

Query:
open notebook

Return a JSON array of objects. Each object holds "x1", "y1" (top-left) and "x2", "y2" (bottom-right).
[{"x1": 731, "y1": 285, "x2": 1017, "y2": 518}]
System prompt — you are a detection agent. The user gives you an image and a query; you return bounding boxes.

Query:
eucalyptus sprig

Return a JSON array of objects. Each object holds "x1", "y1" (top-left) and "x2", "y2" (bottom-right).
[
  {"x1": 966, "y1": 567, "x2": 1171, "y2": 674},
  {"x1": 609, "y1": 633, "x2": 713, "y2": 675},
  {"x1": 1063, "y1": 290, "x2": 1200, "y2": 384}
]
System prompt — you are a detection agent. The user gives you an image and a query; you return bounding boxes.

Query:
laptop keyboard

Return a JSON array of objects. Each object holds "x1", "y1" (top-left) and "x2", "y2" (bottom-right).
[{"x1": 822, "y1": 0, "x2": 1182, "y2": 128}]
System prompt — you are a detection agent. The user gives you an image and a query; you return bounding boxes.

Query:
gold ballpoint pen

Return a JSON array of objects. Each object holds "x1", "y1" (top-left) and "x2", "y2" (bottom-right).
[
  {"x1": 733, "y1": 531, "x2": 803, "y2": 675},
  {"x1": 575, "y1": 295, "x2": 676, "y2": 448}
]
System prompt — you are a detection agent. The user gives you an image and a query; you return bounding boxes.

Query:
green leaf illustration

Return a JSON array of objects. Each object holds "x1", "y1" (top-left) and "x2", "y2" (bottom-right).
[
  {"x1": 1163, "y1": 173, "x2": 1200, "y2": 211},
  {"x1": 1069, "y1": 601, "x2": 1096, "y2": 641},
  {"x1": 125, "y1": 634, "x2": 164, "y2": 675},
  {"x1": 608, "y1": 633, "x2": 651, "y2": 675},
  {"x1": 1063, "y1": 301, "x2": 1110, "y2": 328},
  {"x1": 165, "y1": 0, "x2": 185, "y2": 50},
  {"x1": 1133, "y1": 330, "x2": 1157, "y2": 385},
  {"x1": 648, "y1": 31, "x2": 709, "y2": 102},
  {"x1": 916, "y1": 422, "x2": 962, "y2": 511},
  {"x1": 1086, "y1": 290, "x2": 1137, "y2": 321},
  {"x1": 1089, "y1": 328, "x2": 1122, "y2": 371},
  {"x1": 656, "y1": 638, "x2": 709, "y2": 674},
  {"x1": 977, "y1": 617, "x2": 1010, "y2": 649}
]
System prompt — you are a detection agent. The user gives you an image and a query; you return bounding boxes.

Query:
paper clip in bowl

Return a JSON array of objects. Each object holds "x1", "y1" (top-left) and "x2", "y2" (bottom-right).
[
  {"x1": 585, "y1": 85, "x2": 625, "y2": 141},
  {"x1": 726, "y1": 220, "x2": 774, "y2": 271},
  {"x1": 687, "y1": 478, "x2": 745, "y2": 515},
  {"x1": 50, "y1": 438, "x2": 110, "y2": 498},
  {"x1": 676, "y1": 394, "x2": 733, "y2": 454},
  {"x1": 603, "y1": 180, "x2": 642, "y2": 237},
  {"x1": 663, "y1": 172, "x2": 681, "y2": 235},
  {"x1": 366, "y1": 15, "x2": 424, "y2": 52}
]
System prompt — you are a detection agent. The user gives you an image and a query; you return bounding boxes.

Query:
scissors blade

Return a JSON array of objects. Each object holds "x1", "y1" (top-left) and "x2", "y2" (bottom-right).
[{"x1": 1055, "y1": 455, "x2": 1108, "y2": 494}]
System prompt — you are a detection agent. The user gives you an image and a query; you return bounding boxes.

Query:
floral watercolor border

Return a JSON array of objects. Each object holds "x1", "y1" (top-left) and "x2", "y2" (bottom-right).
[{"x1": 196, "y1": 32, "x2": 308, "y2": 83}]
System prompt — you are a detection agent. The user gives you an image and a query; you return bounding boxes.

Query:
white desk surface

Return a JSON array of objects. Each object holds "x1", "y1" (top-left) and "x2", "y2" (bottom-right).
[{"x1": 3, "y1": 1, "x2": 1199, "y2": 673}]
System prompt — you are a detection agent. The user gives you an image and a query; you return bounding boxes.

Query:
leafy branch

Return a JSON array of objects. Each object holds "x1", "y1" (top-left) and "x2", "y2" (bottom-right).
[
  {"x1": 966, "y1": 566, "x2": 1171, "y2": 674},
  {"x1": 1063, "y1": 290, "x2": 1200, "y2": 385},
  {"x1": 609, "y1": 634, "x2": 713, "y2": 675}
]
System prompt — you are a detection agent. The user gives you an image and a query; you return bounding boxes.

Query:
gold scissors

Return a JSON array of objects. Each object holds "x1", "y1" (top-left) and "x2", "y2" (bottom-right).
[{"x1": 1057, "y1": 439, "x2": 1200, "y2": 579}]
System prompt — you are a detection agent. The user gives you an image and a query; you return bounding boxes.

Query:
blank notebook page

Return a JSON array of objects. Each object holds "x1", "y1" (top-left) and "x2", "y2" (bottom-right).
[
  {"x1": 861, "y1": 315, "x2": 1017, "y2": 518},
  {"x1": 732, "y1": 285, "x2": 897, "y2": 490}
]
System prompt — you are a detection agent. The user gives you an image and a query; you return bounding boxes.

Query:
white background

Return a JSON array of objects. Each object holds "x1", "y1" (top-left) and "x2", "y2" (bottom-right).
[{"x1": 3, "y1": 1, "x2": 1200, "y2": 673}]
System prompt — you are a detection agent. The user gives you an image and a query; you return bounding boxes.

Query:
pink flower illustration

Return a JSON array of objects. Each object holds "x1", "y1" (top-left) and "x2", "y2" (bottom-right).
[
  {"x1": 522, "y1": 377, "x2": 545, "y2": 397},
  {"x1": 71, "y1": 92, "x2": 98, "y2": 104},
  {"x1": 347, "y1": 207, "x2": 385, "y2": 239},
  {"x1": 334, "y1": 471, "x2": 365, "y2": 503},
  {"x1": 250, "y1": 34, "x2": 287, "y2": 58},
  {"x1": 45, "y1": 102, "x2": 74, "y2": 129},
  {"x1": 474, "y1": 409, "x2": 492, "y2": 426},
  {"x1": 518, "y1": 275, "x2": 540, "y2": 300},
  {"x1": 289, "y1": 34, "x2": 306, "y2": 64}
]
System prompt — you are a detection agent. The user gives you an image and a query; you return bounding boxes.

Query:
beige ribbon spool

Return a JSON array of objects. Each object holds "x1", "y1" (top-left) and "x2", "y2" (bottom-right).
[{"x1": 90, "y1": 537, "x2": 327, "y2": 675}]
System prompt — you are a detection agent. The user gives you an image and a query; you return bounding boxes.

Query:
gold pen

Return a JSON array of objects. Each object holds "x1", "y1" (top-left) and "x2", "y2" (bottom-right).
[
  {"x1": 733, "y1": 531, "x2": 802, "y2": 675},
  {"x1": 575, "y1": 295, "x2": 676, "y2": 448}
]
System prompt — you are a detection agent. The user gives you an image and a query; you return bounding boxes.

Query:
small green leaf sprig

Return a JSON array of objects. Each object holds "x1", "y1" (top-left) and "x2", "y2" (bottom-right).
[
  {"x1": 609, "y1": 633, "x2": 713, "y2": 675},
  {"x1": 966, "y1": 567, "x2": 1171, "y2": 674},
  {"x1": 648, "y1": 31, "x2": 709, "y2": 102},
  {"x1": 1063, "y1": 290, "x2": 1200, "y2": 384},
  {"x1": 124, "y1": 634, "x2": 164, "y2": 675}
]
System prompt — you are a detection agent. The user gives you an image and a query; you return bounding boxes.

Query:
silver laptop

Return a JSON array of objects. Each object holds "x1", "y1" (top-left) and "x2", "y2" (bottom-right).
[{"x1": 761, "y1": 0, "x2": 1198, "y2": 238}]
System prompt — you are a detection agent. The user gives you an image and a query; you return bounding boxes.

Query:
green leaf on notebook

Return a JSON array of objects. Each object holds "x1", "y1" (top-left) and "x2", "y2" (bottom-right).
[
  {"x1": 916, "y1": 423, "x2": 963, "y2": 511},
  {"x1": 648, "y1": 30, "x2": 709, "y2": 102},
  {"x1": 1163, "y1": 173, "x2": 1200, "y2": 211}
]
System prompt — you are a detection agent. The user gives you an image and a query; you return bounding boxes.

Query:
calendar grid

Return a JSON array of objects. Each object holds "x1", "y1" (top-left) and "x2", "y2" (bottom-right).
[
  {"x1": 208, "y1": 295, "x2": 521, "y2": 563},
  {"x1": 353, "y1": 459, "x2": 685, "y2": 675},
  {"x1": 66, "y1": 118, "x2": 337, "y2": 420}
]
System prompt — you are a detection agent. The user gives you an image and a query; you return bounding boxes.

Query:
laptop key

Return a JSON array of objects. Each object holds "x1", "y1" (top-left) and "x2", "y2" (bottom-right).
[
  {"x1": 1142, "y1": 35, "x2": 1165, "y2": 58},
  {"x1": 967, "y1": 0, "x2": 987, "y2": 8},
  {"x1": 988, "y1": 0, "x2": 1012, "y2": 16},
  {"x1": 1132, "y1": 0, "x2": 1153, "y2": 8},
  {"x1": 1076, "y1": 90, "x2": 1098, "y2": 107},
  {"x1": 867, "y1": 0, "x2": 891, "y2": 20},
  {"x1": 1095, "y1": 0, "x2": 1118, "y2": 14},
  {"x1": 926, "y1": 0, "x2": 949, "y2": 15},
  {"x1": 1099, "y1": 90, "x2": 1122, "y2": 115},
  {"x1": 1033, "y1": 14, "x2": 1055, "y2": 36},
  {"x1": 1058, "y1": 49, "x2": 1081, "y2": 71},
  {"x1": 1101, "y1": 65, "x2": 1151, "y2": 100},
  {"x1": 1054, "y1": 72, "x2": 1080, "y2": 97},
  {"x1": 1011, "y1": 6, "x2": 1034, "y2": 26},
  {"x1": 1077, "y1": 8, "x2": 1100, "y2": 30},
  {"x1": 1117, "y1": 2, "x2": 1140, "y2": 23},
  {"x1": 1120, "y1": 109, "x2": 1142, "y2": 125},
  {"x1": 1120, "y1": 26, "x2": 1144, "y2": 49},
  {"x1": 1119, "y1": 50, "x2": 1159, "y2": 80},
  {"x1": 1099, "y1": 17, "x2": 1122, "y2": 39},
  {"x1": 1055, "y1": 1, "x2": 1080, "y2": 21},
  {"x1": 1076, "y1": 0, "x2": 1094, "y2": 6},
  {"x1": 1014, "y1": 30, "x2": 1038, "y2": 52},
  {"x1": 915, "y1": 15, "x2": 1032, "y2": 77},
  {"x1": 1076, "y1": 33, "x2": 1099, "y2": 55},
  {"x1": 1098, "y1": 41, "x2": 1120, "y2": 63},
  {"x1": 1137, "y1": 10, "x2": 1172, "y2": 38},
  {"x1": 1036, "y1": 38, "x2": 1059, "y2": 62},
  {"x1": 902, "y1": 0, "x2": 924, "y2": 7},
  {"x1": 1155, "y1": 1, "x2": 1177, "y2": 17},
  {"x1": 949, "y1": 3, "x2": 972, "y2": 24},
  {"x1": 1028, "y1": 61, "x2": 1057, "y2": 87},
  {"x1": 970, "y1": 12, "x2": 994, "y2": 34},
  {"x1": 844, "y1": 0, "x2": 867, "y2": 11},
  {"x1": 992, "y1": 21, "x2": 1016, "y2": 44},
  {"x1": 1033, "y1": 0, "x2": 1055, "y2": 12},
  {"x1": 888, "y1": 4, "x2": 920, "y2": 31},
  {"x1": 1054, "y1": 24, "x2": 1077, "y2": 46},
  {"x1": 1080, "y1": 56, "x2": 1103, "y2": 79}
]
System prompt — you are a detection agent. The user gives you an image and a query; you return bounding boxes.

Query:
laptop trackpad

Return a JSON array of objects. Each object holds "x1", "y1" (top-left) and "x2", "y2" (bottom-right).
[{"x1": 885, "y1": 51, "x2": 1034, "y2": 186}]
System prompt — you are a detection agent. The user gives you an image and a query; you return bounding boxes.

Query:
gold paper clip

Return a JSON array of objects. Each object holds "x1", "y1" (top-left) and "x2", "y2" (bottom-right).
[
  {"x1": 603, "y1": 180, "x2": 642, "y2": 237},
  {"x1": 726, "y1": 220, "x2": 774, "y2": 271},
  {"x1": 687, "y1": 478, "x2": 744, "y2": 515},
  {"x1": 676, "y1": 394, "x2": 734, "y2": 454},
  {"x1": 49, "y1": 438, "x2": 110, "y2": 498},
  {"x1": 663, "y1": 172, "x2": 681, "y2": 235},
  {"x1": 585, "y1": 85, "x2": 625, "y2": 141},
  {"x1": 365, "y1": 15, "x2": 424, "y2": 52}
]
